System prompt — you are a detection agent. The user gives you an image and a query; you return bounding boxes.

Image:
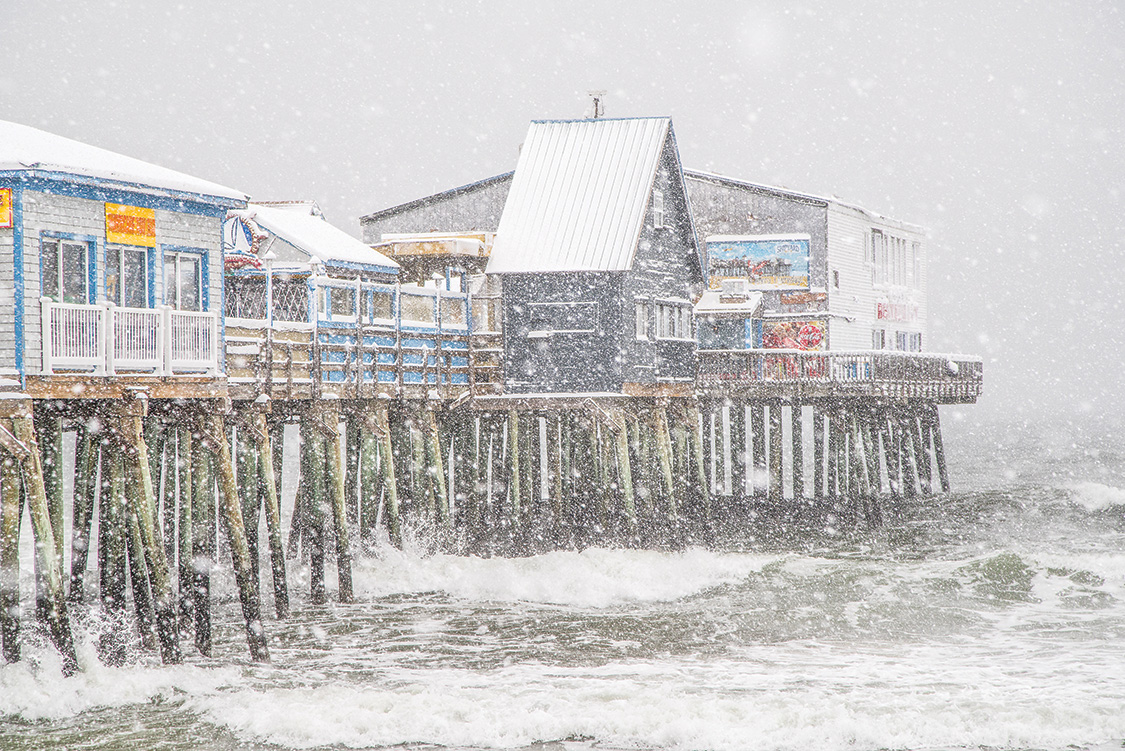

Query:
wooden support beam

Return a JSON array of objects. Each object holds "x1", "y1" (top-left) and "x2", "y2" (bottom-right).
[
  {"x1": 120, "y1": 413, "x2": 182, "y2": 664},
  {"x1": 1, "y1": 453, "x2": 21, "y2": 664},
  {"x1": 882, "y1": 409, "x2": 902, "y2": 501},
  {"x1": 611, "y1": 410, "x2": 637, "y2": 533},
  {"x1": 507, "y1": 409, "x2": 521, "y2": 527},
  {"x1": 791, "y1": 402, "x2": 804, "y2": 501},
  {"x1": 751, "y1": 402, "x2": 767, "y2": 498},
  {"x1": 898, "y1": 408, "x2": 919, "y2": 499},
  {"x1": 254, "y1": 412, "x2": 289, "y2": 619},
  {"x1": 653, "y1": 406, "x2": 677, "y2": 520},
  {"x1": 907, "y1": 407, "x2": 929, "y2": 497},
  {"x1": 100, "y1": 451, "x2": 129, "y2": 665},
  {"x1": 11, "y1": 415, "x2": 78, "y2": 675},
  {"x1": 209, "y1": 414, "x2": 270, "y2": 661},
  {"x1": 812, "y1": 405, "x2": 825, "y2": 500},
  {"x1": 929, "y1": 403, "x2": 951, "y2": 493},
  {"x1": 825, "y1": 409, "x2": 840, "y2": 499},
  {"x1": 768, "y1": 402, "x2": 783, "y2": 503},
  {"x1": 190, "y1": 432, "x2": 215, "y2": 655},
  {"x1": 125, "y1": 491, "x2": 157, "y2": 652},
  {"x1": 686, "y1": 405, "x2": 710, "y2": 522},
  {"x1": 916, "y1": 405, "x2": 935, "y2": 496},
  {"x1": 235, "y1": 424, "x2": 262, "y2": 596},
  {"x1": 300, "y1": 419, "x2": 327, "y2": 604},
  {"x1": 375, "y1": 406, "x2": 402, "y2": 547},
  {"x1": 424, "y1": 406, "x2": 450, "y2": 533},
  {"x1": 729, "y1": 401, "x2": 747, "y2": 506},
  {"x1": 69, "y1": 425, "x2": 97, "y2": 604},
  {"x1": 323, "y1": 404, "x2": 354, "y2": 603},
  {"x1": 176, "y1": 426, "x2": 194, "y2": 634}
]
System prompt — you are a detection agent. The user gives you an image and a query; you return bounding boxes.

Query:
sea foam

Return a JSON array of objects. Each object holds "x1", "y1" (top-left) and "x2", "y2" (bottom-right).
[{"x1": 1068, "y1": 481, "x2": 1125, "y2": 511}]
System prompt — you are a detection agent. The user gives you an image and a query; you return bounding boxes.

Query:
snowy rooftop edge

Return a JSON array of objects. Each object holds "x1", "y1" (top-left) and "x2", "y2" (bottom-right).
[{"x1": 0, "y1": 120, "x2": 248, "y2": 202}]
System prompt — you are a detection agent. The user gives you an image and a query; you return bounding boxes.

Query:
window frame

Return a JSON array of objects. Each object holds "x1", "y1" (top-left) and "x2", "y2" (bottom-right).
[
  {"x1": 40, "y1": 234, "x2": 96, "y2": 305},
  {"x1": 161, "y1": 246, "x2": 208, "y2": 312},
  {"x1": 105, "y1": 244, "x2": 153, "y2": 309},
  {"x1": 652, "y1": 189, "x2": 666, "y2": 229}
]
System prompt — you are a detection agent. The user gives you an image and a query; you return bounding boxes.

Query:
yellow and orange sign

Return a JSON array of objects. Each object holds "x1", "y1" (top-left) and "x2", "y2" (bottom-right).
[
  {"x1": 0, "y1": 189, "x2": 12, "y2": 229},
  {"x1": 105, "y1": 203, "x2": 156, "y2": 247}
]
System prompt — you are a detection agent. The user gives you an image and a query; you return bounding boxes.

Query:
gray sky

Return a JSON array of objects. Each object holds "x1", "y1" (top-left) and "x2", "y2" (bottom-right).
[{"x1": 6, "y1": 0, "x2": 1123, "y2": 423}]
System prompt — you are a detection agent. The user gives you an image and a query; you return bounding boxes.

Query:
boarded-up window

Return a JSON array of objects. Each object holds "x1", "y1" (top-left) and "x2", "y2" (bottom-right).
[{"x1": 528, "y1": 301, "x2": 598, "y2": 335}]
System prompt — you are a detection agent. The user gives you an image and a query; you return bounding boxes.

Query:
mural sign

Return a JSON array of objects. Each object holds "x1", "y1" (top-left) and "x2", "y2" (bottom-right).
[
  {"x1": 105, "y1": 203, "x2": 156, "y2": 247},
  {"x1": 752, "y1": 319, "x2": 827, "y2": 351},
  {"x1": 706, "y1": 234, "x2": 810, "y2": 290},
  {"x1": 0, "y1": 189, "x2": 11, "y2": 228}
]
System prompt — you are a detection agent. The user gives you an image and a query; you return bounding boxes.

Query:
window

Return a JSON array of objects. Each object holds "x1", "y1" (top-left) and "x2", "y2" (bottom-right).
[
  {"x1": 635, "y1": 301, "x2": 651, "y2": 339},
  {"x1": 42, "y1": 238, "x2": 92, "y2": 304},
  {"x1": 329, "y1": 286, "x2": 355, "y2": 318},
  {"x1": 164, "y1": 251, "x2": 203, "y2": 311},
  {"x1": 872, "y1": 329, "x2": 886, "y2": 350},
  {"x1": 372, "y1": 290, "x2": 394, "y2": 320},
  {"x1": 440, "y1": 296, "x2": 466, "y2": 325},
  {"x1": 655, "y1": 302, "x2": 691, "y2": 339},
  {"x1": 106, "y1": 246, "x2": 149, "y2": 308},
  {"x1": 400, "y1": 293, "x2": 435, "y2": 323},
  {"x1": 652, "y1": 190, "x2": 665, "y2": 229}
]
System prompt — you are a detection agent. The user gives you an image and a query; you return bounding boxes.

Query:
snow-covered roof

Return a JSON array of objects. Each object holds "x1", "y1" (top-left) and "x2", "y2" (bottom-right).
[
  {"x1": 694, "y1": 289, "x2": 764, "y2": 316},
  {"x1": 239, "y1": 203, "x2": 399, "y2": 272},
  {"x1": 0, "y1": 120, "x2": 247, "y2": 202},
  {"x1": 685, "y1": 169, "x2": 924, "y2": 233},
  {"x1": 487, "y1": 117, "x2": 671, "y2": 274}
]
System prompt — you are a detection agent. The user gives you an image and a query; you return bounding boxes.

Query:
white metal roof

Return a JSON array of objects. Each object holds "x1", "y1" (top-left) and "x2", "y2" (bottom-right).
[
  {"x1": 238, "y1": 203, "x2": 399, "y2": 272},
  {"x1": 487, "y1": 117, "x2": 671, "y2": 274},
  {"x1": 0, "y1": 120, "x2": 247, "y2": 202}
]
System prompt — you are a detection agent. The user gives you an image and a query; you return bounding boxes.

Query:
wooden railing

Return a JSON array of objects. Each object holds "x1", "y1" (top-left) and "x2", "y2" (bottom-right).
[
  {"x1": 696, "y1": 348, "x2": 983, "y2": 402},
  {"x1": 41, "y1": 299, "x2": 220, "y2": 376}
]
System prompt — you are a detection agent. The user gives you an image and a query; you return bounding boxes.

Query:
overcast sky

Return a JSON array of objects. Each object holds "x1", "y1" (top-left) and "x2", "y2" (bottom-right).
[{"x1": 5, "y1": 0, "x2": 1123, "y2": 424}]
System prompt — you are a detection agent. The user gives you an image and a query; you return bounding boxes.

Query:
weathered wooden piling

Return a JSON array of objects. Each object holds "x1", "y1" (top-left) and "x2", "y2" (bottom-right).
[
  {"x1": 69, "y1": 424, "x2": 98, "y2": 604},
  {"x1": 253, "y1": 411, "x2": 289, "y2": 618},
  {"x1": 11, "y1": 413, "x2": 78, "y2": 675},
  {"x1": 120, "y1": 410, "x2": 182, "y2": 664},
  {"x1": 1, "y1": 453, "x2": 22, "y2": 664},
  {"x1": 191, "y1": 425, "x2": 215, "y2": 657},
  {"x1": 210, "y1": 414, "x2": 270, "y2": 662}
]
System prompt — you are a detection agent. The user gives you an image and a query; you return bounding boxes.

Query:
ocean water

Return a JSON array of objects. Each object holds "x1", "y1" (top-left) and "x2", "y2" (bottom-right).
[{"x1": 1, "y1": 413, "x2": 1124, "y2": 751}]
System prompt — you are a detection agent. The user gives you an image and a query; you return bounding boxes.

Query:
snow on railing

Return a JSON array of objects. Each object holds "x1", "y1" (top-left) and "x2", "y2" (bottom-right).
[{"x1": 696, "y1": 348, "x2": 983, "y2": 396}]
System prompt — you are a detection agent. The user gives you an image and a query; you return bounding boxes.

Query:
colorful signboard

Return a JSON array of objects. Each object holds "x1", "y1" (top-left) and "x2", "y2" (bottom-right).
[
  {"x1": 706, "y1": 234, "x2": 810, "y2": 290},
  {"x1": 105, "y1": 203, "x2": 156, "y2": 247},
  {"x1": 0, "y1": 189, "x2": 11, "y2": 229},
  {"x1": 753, "y1": 319, "x2": 826, "y2": 351}
]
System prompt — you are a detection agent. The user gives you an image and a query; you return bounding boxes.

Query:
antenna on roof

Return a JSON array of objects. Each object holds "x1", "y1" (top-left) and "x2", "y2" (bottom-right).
[{"x1": 587, "y1": 90, "x2": 606, "y2": 119}]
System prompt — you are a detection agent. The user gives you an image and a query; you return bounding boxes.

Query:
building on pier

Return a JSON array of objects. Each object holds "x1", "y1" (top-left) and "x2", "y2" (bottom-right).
[
  {"x1": 0, "y1": 120, "x2": 245, "y2": 399},
  {"x1": 485, "y1": 117, "x2": 702, "y2": 395}
]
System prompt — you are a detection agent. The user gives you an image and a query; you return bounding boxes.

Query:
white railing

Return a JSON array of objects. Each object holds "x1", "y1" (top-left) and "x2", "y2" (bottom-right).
[
  {"x1": 42, "y1": 300, "x2": 106, "y2": 374},
  {"x1": 41, "y1": 299, "x2": 220, "y2": 376},
  {"x1": 168, "y1": 309, "x2": 219, "y2": 373}
]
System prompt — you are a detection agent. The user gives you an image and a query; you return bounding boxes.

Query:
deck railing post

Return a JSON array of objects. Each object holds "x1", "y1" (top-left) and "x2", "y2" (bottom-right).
[{"x1": 161, "y1": 305, "x2": 173, "y2": 376}]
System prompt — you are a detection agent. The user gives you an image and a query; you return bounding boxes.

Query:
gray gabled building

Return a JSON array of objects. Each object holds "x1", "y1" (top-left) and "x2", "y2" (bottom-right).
[{"x1": 486, "y1": 117, "x2": 703, "y2": 395}]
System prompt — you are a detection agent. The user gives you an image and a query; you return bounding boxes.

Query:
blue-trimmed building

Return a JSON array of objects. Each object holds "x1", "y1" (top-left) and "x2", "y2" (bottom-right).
[{"x1": 0, "y1": 120, "x2": 247, "y2": 397}]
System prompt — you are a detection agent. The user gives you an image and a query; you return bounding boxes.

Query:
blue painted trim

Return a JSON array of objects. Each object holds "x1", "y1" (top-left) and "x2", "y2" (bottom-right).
[
  {"x1": 12, "y1": 188, "x2": 24, "y2": 384},
  {"x1": 0, "y1": 170, "x2": 243, "y2": 215},
  {"x1": 147, "y1": 247, "x2": 157, "y2": 308}
]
